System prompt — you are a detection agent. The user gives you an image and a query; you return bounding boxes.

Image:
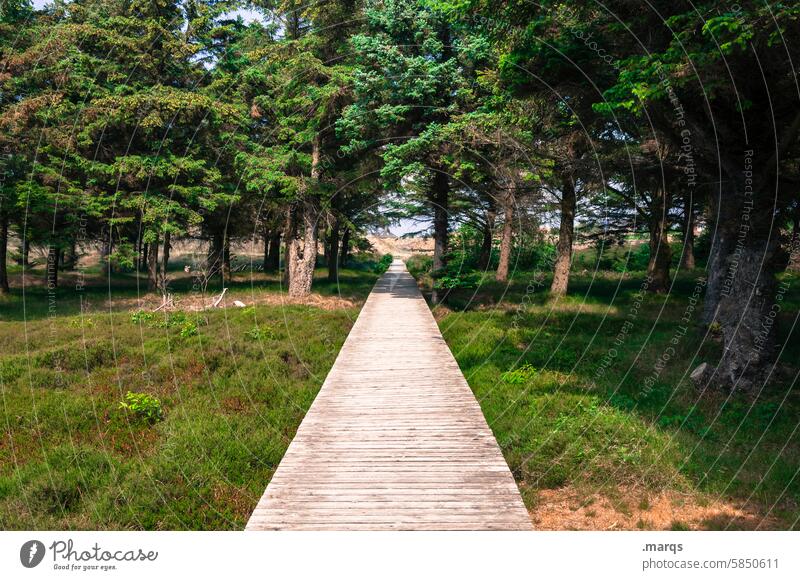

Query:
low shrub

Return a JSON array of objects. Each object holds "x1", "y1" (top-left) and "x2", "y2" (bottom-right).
[
  {"x1": 373, "y1": 253, "x2": 394, "y2": 275},
  {"x1": 119, "y1": 391, "x2": 164, "y2": 424},
  {"x1": 500, "y1": 363, "x2": 537, "y2": 384}
]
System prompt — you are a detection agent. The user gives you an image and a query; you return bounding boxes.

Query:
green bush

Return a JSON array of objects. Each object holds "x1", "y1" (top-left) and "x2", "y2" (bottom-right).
[
  {"x1": 434, "y1": 272, "x2": 481, "y2": 290},
  {"x1": 373, "y1": 253, "x2": 394, "y2": 274},
  {"x1": 245, "y1": 325, "x2": 274, "y2": 340},
  {"x1": 179, "y1": 321, "x2": 198, "y2": 338},
  {"x1": 406, "y1": 254, "x2": 432, "y2": 278},
  {"x1": 119, "y1": 391, "x2": 164, "y2": 424},
  {"x1": 130, "y1": 310, "x2": 155, "y2": 324},
  {"x1": 612, "y1": 243, "x2": 650, "y2": 272}
]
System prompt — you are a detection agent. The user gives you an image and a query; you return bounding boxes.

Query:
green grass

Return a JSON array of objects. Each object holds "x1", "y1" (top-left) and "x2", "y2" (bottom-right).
[
  {"x1": 422, "y1": 268, "x2": 800, "y2": 529},
  {"x1": 0, "y1": 266, "x2": 377, "y2": 530}
]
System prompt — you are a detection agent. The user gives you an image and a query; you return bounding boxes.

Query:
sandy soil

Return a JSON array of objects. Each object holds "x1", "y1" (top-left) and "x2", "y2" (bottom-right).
[{"x1": 529, "y1": 485, "x2": 782, "y2": 530}]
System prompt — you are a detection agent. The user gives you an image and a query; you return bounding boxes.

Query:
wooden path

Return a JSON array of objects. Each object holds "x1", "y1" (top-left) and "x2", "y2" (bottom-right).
[{"x1": 245, "y1": 261, "x2": 532, "y2": 530}]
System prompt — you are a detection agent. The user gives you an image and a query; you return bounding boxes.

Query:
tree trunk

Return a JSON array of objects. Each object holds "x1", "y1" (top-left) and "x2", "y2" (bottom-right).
[
  {"x1": 700, "y1": 170, "x2": 781, "y2": 391},
  {"x1": 147, "y1": 237, "x2": 159, "y2": 292},
  {"x1": 431, "y1": 171, "x2": 449, "y2": 273},
  {"x1": 207, "y1": 231, "x2": 224, "y2": 283},
  {"x1": 680, "y1": 192, "x2": 696, "y2": 269},
  {"x1": 100, "y1": 238, "x2": 112, "y2": 276},
  {"x1": 327, "y1": 221, "x2": 340, "y2": 282},
  {"x1": 267, "y1": 232, "x2": 281, "y2": 272},
  {"x1": 261, "y1": 229, "x2": 272, "y2": 272},
  {"x1": 63, "y1": 239, "x2": 78, "y2": 270},
  {"x1": 283, "y1": 208, "x2": 295, "y2": 287},
  {"x1": 287, "y1": 203, "x2": 318, "y2": 298},
  {"x1": 46, "y1": 244, "x2": 60, "y2": 290},
  {"x1": 286, "y1": 130, "x2": 322, "y2": 297},
  {"x1": 496, "y1": 191, "x2": 514, "y2": 283},
  {"x1": 550, "y1": 180, "x2": 576, "y2": 296},
  {"x1": 0, "y1": 210, "x2": 9, "y2": 294},
  {"x1": 430, "y1": 171, "x2": 449, "y2": 305},
  {"x1": 222, "y1": 234, "x2": 231, "y2": 284},
  {"x1": 160, "y1": 231, "x2": 171, "y2": 291},
  {"x1": 646, "y1": 186, "x2": 672, "y2": 293},
  {"x1": 20, "y1": 237, "x2": 29, "y2": 266},
  {"x1": 339, "y1": 228, "x2": 350, "y2": 268},
  {"x1": 139, "y1": 238, "x2": 147, "y2": 273},
  {"x1": 477, "y1": 200, "x2": 496, "y2": 271}
]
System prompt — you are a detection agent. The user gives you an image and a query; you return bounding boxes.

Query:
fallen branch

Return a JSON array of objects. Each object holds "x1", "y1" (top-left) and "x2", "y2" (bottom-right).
[
  {"x1": 153, "y1": 293, "x2": 174, "y2": 312},
  {"x1": 210, "y1": 288, "x2": 228, "y2": 308}
]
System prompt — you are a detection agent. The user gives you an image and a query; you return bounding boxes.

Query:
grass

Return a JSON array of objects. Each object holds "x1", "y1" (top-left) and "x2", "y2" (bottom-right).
[
  {"x1": 0, "y1": 263, "x2": 378, "y2": 530},
  {"x1": 4, "y1": 250, "x2": 798, "y2": 530},
  {"x1": 415, "y1": 266, "x2": 800, "y2": 529}
]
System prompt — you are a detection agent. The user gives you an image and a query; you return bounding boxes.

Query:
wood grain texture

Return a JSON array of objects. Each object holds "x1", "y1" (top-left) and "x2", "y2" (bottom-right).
[{"x1": 245, "y1": 261, "x2": 532, "y2": 530}]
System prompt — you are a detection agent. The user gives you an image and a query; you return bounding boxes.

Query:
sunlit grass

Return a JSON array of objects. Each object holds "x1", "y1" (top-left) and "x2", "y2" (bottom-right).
[
  {"x1": 432, "y1": 269, "x2": 800, "y2": 529},
  {"x1": 0, "y1": 267, "x2": 377, "y2": 530}
]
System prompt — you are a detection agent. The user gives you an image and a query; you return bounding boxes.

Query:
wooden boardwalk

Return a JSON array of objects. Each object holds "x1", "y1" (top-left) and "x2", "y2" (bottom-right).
[{"x1": 245, "y1": 261, "x2": 532, "y2": 530}]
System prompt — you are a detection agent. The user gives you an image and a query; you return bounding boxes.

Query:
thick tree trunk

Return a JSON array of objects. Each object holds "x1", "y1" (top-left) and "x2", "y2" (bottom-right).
[
  {"x1": 496, "y1": 191, "x2": 514, "y2": 283},
  {"x1": 46, "y1": 244, "x2": 60, "y2": 290},
  {"x1": 339, "y1": 228, "x2": 350, "y2": 268},
  {"x1": 550, "y1": 180, "x2": 576, "y2": 296},
  {"x1": 327, "y1": 221, "x2": 340, "y2": 282},
  {"x1": 0, "y1": 211, "x2": 9, "y2": 294},
  {"x1": 714, "y1": 231, "x2": 780, "y2": 391},
  {"x1": 700, "y1": 172, "x2": 781, "y2": 391},
  {"x1": 160, "y1": 231, "x2": 171, "y2": 291},
  {"x1": 286, "y1": 131, "x2": 322, "y2": 298},
  {"x1": 287, "y1": 204, "x2": 318, "y2": 298},
  {"x1": 646, "y1": 186, "x2": 672, "y2": 293},
  {"x1": 477, "y1": 200, "x2": 496, "y2": 271},
  {"x1": 147, "y1": 237, "x2": 159, "y2": 292},
  {"x1": 680, "y1": 193, "x2": 696, "y2": 269},
  {"x1": 702, "y1": 197, "x2": 732, "y2": 325}
]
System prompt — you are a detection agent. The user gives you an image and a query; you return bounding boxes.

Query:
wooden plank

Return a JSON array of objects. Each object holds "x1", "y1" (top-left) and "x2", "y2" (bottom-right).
[{"x1": 245, "y1": 260, "x2": 532, "y2": 531}]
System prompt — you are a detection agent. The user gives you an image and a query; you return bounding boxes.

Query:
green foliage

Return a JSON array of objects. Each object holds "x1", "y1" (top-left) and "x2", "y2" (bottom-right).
[
  {"x1": 130, "y1": 311, "x2": 155, "y2": 324},
  {"x1": 434, "y1": 272, "x2": 480, "y2": 290},
  {"x1": 179, "y1": 321, "x2": 199, "y2": 338},
  {"x1": 119, "y1": 392, "x2": 164, "y2": 424},
  {"x1": 373, "y1": 253, "x2": 394, "y2": 275},
  {"x1": 500, "y1": 363, "x2": 537, "y2": 384},
  {"x1": 245, "y1": 326, "x2": 275, "y2": 341},
  {"x1": 405, "y1": 255, "x2": 433, "y2": 278}
]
